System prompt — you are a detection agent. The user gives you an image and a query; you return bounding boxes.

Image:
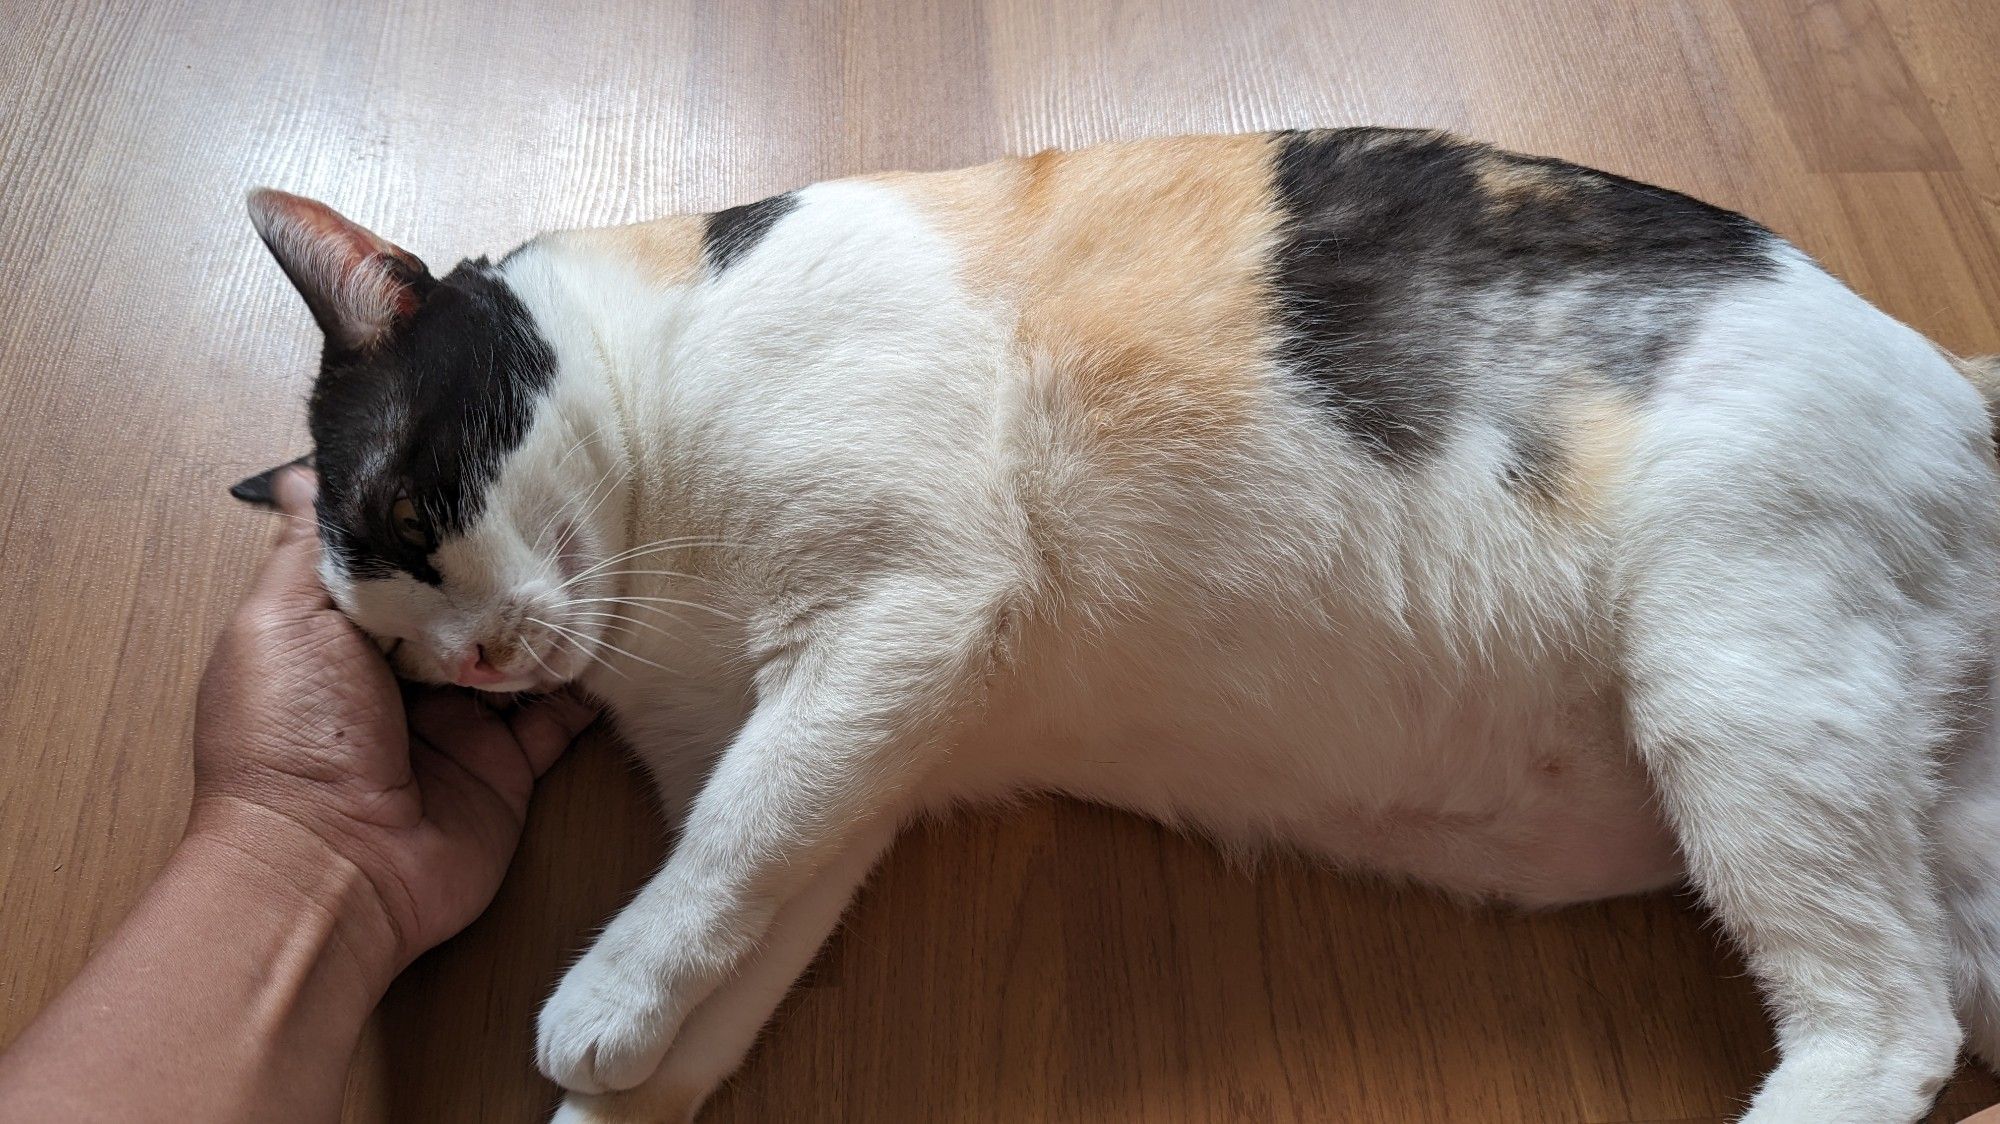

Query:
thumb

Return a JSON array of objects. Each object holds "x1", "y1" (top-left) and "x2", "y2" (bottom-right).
[
  {"x1": 505, "y1": 688, "x2": 603, "y2": 777},
  {"x1": 272, "y1": 465, "x2": 319, "y2": 530},
  {"x1": 250, "y1": 467, "x2": 331, "y2": 609}
]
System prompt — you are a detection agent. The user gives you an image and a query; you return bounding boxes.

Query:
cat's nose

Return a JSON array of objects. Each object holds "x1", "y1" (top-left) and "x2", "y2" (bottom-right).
[{"x1": 450, "y1": 644, "x2": 509, "y2": 688}]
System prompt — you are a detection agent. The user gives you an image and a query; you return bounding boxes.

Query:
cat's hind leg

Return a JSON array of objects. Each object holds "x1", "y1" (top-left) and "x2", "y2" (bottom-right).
[
  {"x1": 1622, "y1": 549, "x2": 1967, "y2": 1121},
  {"x1": 1935, "y1": 667, "x2": 2000, "y2": 1073},
  {"x1": 1612, "y1": 260, "x2": 2000, "y2": 1121}
]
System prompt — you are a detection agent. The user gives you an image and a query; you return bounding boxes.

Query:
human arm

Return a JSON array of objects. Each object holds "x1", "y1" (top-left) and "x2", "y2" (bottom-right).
[{"x1": 0, "y1": 468, "x2": 597, "y2": 1122}]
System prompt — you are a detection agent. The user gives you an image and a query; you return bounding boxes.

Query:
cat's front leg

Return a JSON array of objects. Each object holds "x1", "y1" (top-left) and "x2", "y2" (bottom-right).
[
  {"x1": 535, "y1": 589, "x2": 993, "y2": 1095},
  {"x1": 550, "y1": 822, "x2": 899, "y2": 1123}
]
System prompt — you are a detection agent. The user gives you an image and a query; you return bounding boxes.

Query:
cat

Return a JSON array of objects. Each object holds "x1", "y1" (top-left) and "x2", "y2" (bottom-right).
[{"x1": 236, "y1": 128, "x2": 2000, "y2": 1124}]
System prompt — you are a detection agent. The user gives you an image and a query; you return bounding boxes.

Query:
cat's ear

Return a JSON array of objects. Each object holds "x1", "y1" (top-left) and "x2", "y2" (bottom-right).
[{"x1": 245, "y1": 188, "x2": 436, "y2": 353}]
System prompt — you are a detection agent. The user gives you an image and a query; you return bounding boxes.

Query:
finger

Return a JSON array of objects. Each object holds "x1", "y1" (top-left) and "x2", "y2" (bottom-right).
[
  {"x1": 250, "y1": 467, "x2": 331, "y2": 611},
  {"x1": 408, "y1": 688, "x2": 495, "y2": 747},
  {"x1": 506, "y1": 687, "x2": 602, "y2": 777},
  {"x1": 271, "y1": 464, "x2": 319, "y2": 525},
  {"x1": 407, "y1": 688, "x2": 533, "y2": 795},
  {"x1": 406, "y1": 687, "x2": 586, "y2": 820}
]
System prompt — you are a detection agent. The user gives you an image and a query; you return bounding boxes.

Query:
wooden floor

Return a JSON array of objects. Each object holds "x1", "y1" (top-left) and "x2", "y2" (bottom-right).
[{"x1": 7, "y1": 0, "x2": 2000, "y2": 1120}]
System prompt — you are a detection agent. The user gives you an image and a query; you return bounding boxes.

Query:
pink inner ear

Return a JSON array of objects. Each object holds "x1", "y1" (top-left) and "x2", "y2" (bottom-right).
[{"x1": 247, "y1": 188, "x2": 430, "y2": 347}]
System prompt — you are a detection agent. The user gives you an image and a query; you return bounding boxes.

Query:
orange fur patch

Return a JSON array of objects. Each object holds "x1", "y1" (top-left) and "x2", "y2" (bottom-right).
[
  {"x1": 881, "y1": 135, "x2": 1284, "y2": 451},
  {"x1": 1947, "y1": 350, "x2": 2000, "y2": 400},
  {"x1": 1555, "y1": 392, "x2": 1640, "y2": 516},
  {"x1": 543, "y1": 215, "x2": 707, "y2": 288},
  {"x1": 1472, "y1": 152, "x2": 1583, "y2": 209}
]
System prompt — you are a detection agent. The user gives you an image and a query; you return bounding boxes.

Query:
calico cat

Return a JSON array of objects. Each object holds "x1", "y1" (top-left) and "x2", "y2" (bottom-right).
[{"x1": 238, "y1": 128, "x2": 2000, "y2": 1123}]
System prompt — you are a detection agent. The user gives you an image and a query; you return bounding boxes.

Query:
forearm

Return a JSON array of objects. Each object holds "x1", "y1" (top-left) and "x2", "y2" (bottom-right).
[{"x1": 0, "y1": 809, "x2": 398, "y2": 1123}]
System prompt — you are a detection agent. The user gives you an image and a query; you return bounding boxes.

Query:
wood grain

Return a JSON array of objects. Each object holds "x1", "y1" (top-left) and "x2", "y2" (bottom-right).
[{"x1": 4, "y1": 1, "x2": 2000, "y2": 1121}]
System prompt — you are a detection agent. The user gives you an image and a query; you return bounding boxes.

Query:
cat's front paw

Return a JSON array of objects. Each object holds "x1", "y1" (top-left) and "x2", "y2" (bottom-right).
[
  {"x1": 536, "y1": 949, "x2": 679, "y2": 1095},
  {"x1": 551, "y1": 1084, "x2": 705, "y2": 1124}
]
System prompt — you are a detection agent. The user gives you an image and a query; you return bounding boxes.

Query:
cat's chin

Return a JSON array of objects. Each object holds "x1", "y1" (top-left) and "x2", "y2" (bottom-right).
[{"x1": 470, "y1": 671, "x2": 569, "y2": 695}]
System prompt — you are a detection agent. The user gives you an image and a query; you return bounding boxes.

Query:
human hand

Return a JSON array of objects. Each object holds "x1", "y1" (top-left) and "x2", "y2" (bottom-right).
[{"x1": 189, "y1": 466, "x2": 599, "y2": 980}]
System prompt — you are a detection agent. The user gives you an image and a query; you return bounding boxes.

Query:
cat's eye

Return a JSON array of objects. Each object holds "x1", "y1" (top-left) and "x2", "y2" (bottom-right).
[{"x1": 390, "y1": 492, "x2": 428, "y2": 549}]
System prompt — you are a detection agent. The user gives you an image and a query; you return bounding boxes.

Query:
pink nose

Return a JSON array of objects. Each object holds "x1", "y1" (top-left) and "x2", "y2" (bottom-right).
[{"x1": 451, "y1": 645, "x2": 509, "y2": 688}]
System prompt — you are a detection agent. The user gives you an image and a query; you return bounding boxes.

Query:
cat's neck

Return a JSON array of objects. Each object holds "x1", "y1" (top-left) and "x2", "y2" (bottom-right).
[{"x1": 498, "y1": 230, "x2": 706, "y2": 582}]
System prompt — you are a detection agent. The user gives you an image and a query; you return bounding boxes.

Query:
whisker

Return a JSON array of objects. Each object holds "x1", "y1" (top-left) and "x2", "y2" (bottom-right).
[
  {"x1": 554, "y1": 568, "x2": 703, "y2": 594},
  {"x1": 566, "y1": 609, "x2": 679, "y2": 641},
  {"x1": 531, "y1": 618, "x2": 630, "y2": 680},
  {"x1": 539, "y1": 456, "x2": 630, "y2": 562},
  {"x1": 573, "y1": 536, "x2": 738, "y2": 573},
  {"x1": 534, "y1": 469, "x2": 608, "y2": 558},
  {"x1": 560, "y1": 462, "x2": 633, "y2": 554},
  {"x1": 575, "y1": 592, "x2": 741, "y2": 622},
  {"x1": 533, "y1": 617, "x2": 676, "y2": 675},
  {"x1": 555, "y1": 538, "x2": 743, "y2": 590},
  {"x1": 560, "y1": 547, "x2": 694, "y2": 586},
  {"x1": 531, "y1": 422, "x2": 614, "y2": 554},
  {"x1": 567, "y1": 594, "x2": 703, "y2": 622},
  {"x1": 524, "y1": 641, "x2": 563, "y2": 682},
  {"x1": 561, "y1": 569, "x2": 746, "y2": 592},
  {"x1": 552, "y1": 420, "x2": 610, "y2": 474}
]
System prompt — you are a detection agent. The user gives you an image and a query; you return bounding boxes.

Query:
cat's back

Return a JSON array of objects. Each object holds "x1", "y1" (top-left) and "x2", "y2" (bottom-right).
[
  {"x1": 863, "y1": 130, "x2": 1819, "y2": 556},
  {"x1": 860, "y1": 132, "x2": 1788, "y2": 621},
  {"x1": 877, "y1": 126, "x2": 1784, "y2": 471},
  {"x1": 865, "y1": 131, "x2": 1991, "y2": 754},
  {"x1": 530, "y1": 128, "x2": 1987, "y2": 658}
]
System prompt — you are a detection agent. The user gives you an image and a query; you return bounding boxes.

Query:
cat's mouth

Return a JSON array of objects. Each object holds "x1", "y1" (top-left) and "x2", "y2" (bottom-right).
[
  {"x1": 465, "y1": 621, "x2": 594, "y2": 692},
  {"x1": 381, "y1": 618, "x2": 593, "y2": 693}
]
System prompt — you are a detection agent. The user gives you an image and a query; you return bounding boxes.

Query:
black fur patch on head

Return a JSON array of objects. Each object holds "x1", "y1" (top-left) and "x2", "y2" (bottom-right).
[
  {"x1": 1267, "y1": 128, "x2": 1776, "y2": 467},
  {"x1": 703, "y1": 191, "x2": 798, "y2": 273},
  {"x1": 307, "y1": 259, "x2": 556, "y2": 584}
]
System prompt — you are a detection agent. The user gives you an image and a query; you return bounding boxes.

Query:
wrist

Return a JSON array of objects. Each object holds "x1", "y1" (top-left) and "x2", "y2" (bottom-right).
[
  {"x1": 180, "y1": 798, "x2": 404, "y2": 993},
  {"x1": 0, "y1": 803, "x2": 402, "y2": 1122}
]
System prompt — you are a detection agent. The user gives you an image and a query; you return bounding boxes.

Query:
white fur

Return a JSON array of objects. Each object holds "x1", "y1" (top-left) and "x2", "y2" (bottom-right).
[{"x1": 333, "y1": 182, "x2": 2000, "y2": 1123}]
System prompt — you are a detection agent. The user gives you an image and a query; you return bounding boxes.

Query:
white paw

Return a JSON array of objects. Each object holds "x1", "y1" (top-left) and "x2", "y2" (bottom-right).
[
  {"x1": 536, "y1": 948, "x2": 681, "y2": 1095},
  {"x1": 550, "y1": 1088, "x2": 703, "y2": 1124}
]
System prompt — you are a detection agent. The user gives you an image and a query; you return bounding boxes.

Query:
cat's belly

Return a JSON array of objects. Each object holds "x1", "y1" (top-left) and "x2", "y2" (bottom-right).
[
  {"x1": 950, "y1": 664, "x2": 1684, "y2": 907},
  {"x1": 1285, "y1": 759, "x2": 1685, "y2": 905}
]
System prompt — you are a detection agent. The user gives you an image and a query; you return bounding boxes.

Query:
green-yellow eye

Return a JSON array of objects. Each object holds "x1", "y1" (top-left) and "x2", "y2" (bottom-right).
[{"x1": 391, "y1": 493, "x2": 426, "y2": 548}]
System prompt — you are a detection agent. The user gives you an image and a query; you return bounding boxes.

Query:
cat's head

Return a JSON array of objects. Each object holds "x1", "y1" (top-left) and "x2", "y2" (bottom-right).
[{"x1": 237, "y1": 190, "x2": 620, "y2": 692}]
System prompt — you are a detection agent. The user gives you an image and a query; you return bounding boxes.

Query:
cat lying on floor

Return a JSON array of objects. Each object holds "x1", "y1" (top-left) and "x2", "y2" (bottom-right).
[{"x1": 237, "y1": 128, "x2": 2000, "y2": 1123}]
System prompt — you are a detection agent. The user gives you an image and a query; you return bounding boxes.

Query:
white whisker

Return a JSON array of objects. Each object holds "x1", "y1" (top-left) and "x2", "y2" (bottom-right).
[
  {"x1": 560, "y1": 569, "x2": 749, "y2": 601},
  {"x1": 552, "y1": 420, "x2": 610, "y2": 474},
  {"x1": 566, "y1": 609, "x2": 679, "y2": 641},
  {"x1": 567, "y1": 595, "x2": 701, "y2": 628},
  {"x1": 531, "y1": 422, "x2": 613, "y2": 554},
  {"x1": 524, "y1": 640, "x2": 563, "y2": 683},
  {"x1": 533, "y1": 616, "x2": 677, "y2": 675},
  {"x1": 555, "y1": 461, "x2": 632, "y2": 557},
  {"x1": 535, "y1": 621, "x2": 628, "y2": 680},
  {"x1": 577, "y1": 592, "x2": 740, "y2": 622},
  {"x1": 555, "y1": 538, "x2": 743, "y2": 591},
  {"x1": 538, "y1": 456, "x2": 631, "y2": 564}
]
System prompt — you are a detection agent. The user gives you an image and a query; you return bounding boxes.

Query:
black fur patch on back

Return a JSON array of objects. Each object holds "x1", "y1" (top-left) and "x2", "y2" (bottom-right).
[
  {"x1": 1268, "y1": 128, "x2": 1776, "y2": 467},
  {"x1": 703, "y1": 191, "x2": 798, "y2": 273},
  {"x1": 307, "y1": 259, "x2": 556, "y2": 584}
]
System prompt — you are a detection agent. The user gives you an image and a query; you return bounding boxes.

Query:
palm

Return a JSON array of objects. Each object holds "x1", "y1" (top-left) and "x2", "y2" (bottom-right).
[
  {"x1": 393, "y1": 690, "x2": 567, "y2": 949},
  {"x1": 194, "y1": 467, "x2": 595, "y2": 967}
]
